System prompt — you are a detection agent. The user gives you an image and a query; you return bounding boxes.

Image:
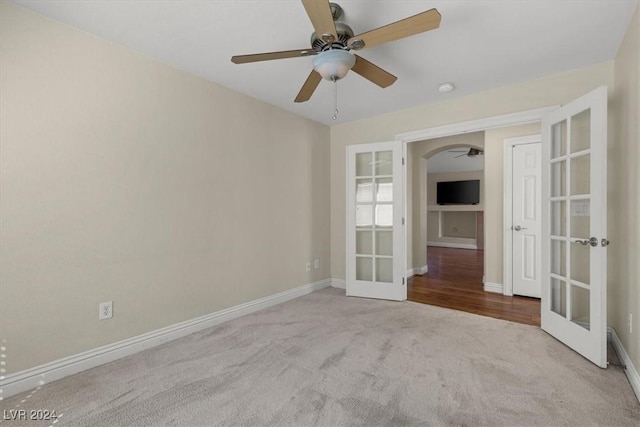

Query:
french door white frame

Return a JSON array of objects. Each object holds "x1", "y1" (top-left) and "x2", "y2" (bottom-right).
[
  {"x1": 540, "y1": 86, "x2": 608, "y2": 368},
  {"x1": 502, "y1": 134, "x2": 543, "y2": 296},
  {"x1": 346, "y1": 141, "x2": 407, "y2": 301}
]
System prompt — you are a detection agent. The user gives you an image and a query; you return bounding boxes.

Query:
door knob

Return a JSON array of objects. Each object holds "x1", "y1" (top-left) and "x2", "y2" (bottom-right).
[
  {"x1": 513, "y1": 225, "x2": 527, "y2": 231},
  {"x1": 575, "y1": 237, "x2": 598, "y2": 247}
]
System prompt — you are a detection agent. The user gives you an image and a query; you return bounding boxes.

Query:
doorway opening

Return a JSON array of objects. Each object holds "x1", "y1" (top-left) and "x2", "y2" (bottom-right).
[{"x1": 404, "y1": 123, "x2": 543, "y2": 325}]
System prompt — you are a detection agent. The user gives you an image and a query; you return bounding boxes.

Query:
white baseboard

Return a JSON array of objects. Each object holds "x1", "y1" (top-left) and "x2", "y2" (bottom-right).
[
  {"x1": 483, "y1": 282, "x2": 504, "y2": 294},
  {"x1": 406, "y1": 265, "x2": 428, "y2": 277},
  {"x1": 608, "y1": 327, "x2": 640, "y2": 403},
  {"x1": 0, "y1": 279, "x2": 331, "y2": 399},
  {"x1": 428, "y1": 241, "x2": 478, "y2": 250},
  {"x1": 331, "y1": 278, "x2": 346, "y2": 289}
]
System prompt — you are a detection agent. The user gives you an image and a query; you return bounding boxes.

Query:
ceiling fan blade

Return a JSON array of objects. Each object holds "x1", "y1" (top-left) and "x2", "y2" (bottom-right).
[
  {"x1": 348, "y1": 8, "x2": 441, "y2": 50},
  {"x1": 301, "y1": 0, "x2": 337, "y2": 42},
  {"x1": 454, "y1": 153, "x2": 467, "y2": 158},
  {"x1": 351, "y1": 55, "x2": 397, "y2": 88},
  {"x1": 231, "y1": 49, "x2": 314, "y2": 64},
  {"x1": 448, "y1": 150, "x2": 468, "y2": 153},
  {"x1": 295, "y1": 70, "x2": 322, "y2": 103}
]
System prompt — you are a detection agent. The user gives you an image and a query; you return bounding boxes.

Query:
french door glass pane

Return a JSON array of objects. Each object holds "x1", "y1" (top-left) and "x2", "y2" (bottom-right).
[
  {"x1": 571, "y1": 285, "x2": 590, "y2": 330},
  {"x1": 375, "y1": 230, "x2": 393, "y2": 256},
  {"x1": 375, "y1": 204, "x2": 393, "y2": 227},
  {"x1": 375, "y1": 178, "x2": 393, "y2": 202},
  {"x1": 551, "y1": 278, "x2": 567, "y2": 317},
  {"x1": 570, "y1": 154, "x2": 590, "y2": 195},
  {"x1": 551, "y1": 240, "x2": 566, "y2": 276},
  {"x1": 356, "y1": 257, "x2": 373, "y2": 281},
  {"x1": 356, "y1": 152, "x2": 372, "y2": 177},
  {"x1": 356, "y1": 205, "x2": 373, "y2": 227},
  {"x1": 376, "y1": 258, "x2": 393, "y2": 283},
  {"x1": 550, "y1": 161, "x2": 566, "y2": 197},
  {"x1": 550, "y1": 201, "x2": 566, "y2": 236},
  {"x1": 356, "y1": 179, "x2": 374, "y2": 202},
  {"x1": 570, "y1": 109, "x2": 591, "y2": 153},
  {"x1": 570, "y1": 200, "x2": 590, "y2": 238},
  {"x1": 551, "y1": 120, "x2": 567, "y2": 159},
  {"x1": 571, "y1": 243, "x2": 590, "y2": 285},
  {"x1": 356, "y1": 230, "x2": 373, "y2": 255},
  {"x1": 375, "y1": 151, "x2": 393, "y2": 175}
]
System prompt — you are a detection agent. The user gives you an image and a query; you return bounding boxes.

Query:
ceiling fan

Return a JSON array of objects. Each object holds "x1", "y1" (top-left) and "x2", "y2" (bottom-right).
[
  {"x1": 231, "y1": 1, "x2": 441, "y2": 104},
  {"x1": 448, "y1": 148, "x2": 484, "y2": 158}
]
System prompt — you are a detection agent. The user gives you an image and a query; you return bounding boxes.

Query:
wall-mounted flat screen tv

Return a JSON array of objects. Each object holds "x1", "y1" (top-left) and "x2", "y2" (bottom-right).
[{"x1": 437, "y1": 180, "x2": 480, "y2": 205}]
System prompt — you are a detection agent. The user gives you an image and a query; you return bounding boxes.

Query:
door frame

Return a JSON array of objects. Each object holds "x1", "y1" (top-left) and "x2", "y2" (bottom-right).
[
  {"x1": 395, "y1": 106, "x2": 558, "y2": 281},
  {"x1": 502, "y1": 134, "x2": 542, "y2": 296}
]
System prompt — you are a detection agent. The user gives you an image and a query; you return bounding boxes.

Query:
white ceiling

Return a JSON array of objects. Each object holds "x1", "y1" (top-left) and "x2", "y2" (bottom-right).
[
  {"x1": 13, "y1": 0, "x2": 638, "y2": 126},
  {"x1": 427, "y1": 148, "x2": 484, "y2": 174}
]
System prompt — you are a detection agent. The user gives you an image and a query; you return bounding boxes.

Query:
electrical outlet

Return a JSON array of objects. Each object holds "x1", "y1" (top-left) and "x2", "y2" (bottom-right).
[
  {"x1": 99, "y1": 301, "x2": 113, "y2": 320},
  {"x1": 305, "y1": 262, "x2": 311, "y2": 272},
  {"x1": 314, "y1": 259, "x2": 319, "y2": 269}
]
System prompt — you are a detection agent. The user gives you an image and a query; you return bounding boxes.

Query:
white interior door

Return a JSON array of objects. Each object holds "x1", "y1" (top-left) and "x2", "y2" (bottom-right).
[
  {"x1": 512, "y1": 142, "x2": 542, "y2": 298},
  {"x1": 346, "y1": 141, "x2": 405, "y2": 301},
  {"x1": 541, "y1": 86, "x2": 608, "y2": 368}
]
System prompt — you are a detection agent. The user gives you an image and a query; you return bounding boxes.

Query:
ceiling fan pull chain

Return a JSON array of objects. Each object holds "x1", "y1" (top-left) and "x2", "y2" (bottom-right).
[{"x1": 332, "y1": 76, "x2": 339, "y2": 120}]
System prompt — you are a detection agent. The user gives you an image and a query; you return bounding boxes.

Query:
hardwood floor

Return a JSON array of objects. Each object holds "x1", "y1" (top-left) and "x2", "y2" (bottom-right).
[{"x1": 408, "y1": 247, "x2": 541, "y2": 326}]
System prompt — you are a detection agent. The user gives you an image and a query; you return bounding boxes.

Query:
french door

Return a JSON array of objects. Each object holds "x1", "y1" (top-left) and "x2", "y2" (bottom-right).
[
  {"x1": 541, "y1": 86, "x2": 608, "y2": 368},
  {"x1": 346, "y1": 141, "x2": 405, "y2": 301}
]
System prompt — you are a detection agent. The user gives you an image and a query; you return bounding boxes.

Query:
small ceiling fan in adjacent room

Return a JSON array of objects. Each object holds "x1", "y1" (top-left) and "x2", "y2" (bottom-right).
[
  {"x1": 230, "y1": 1, "x2": 441, "y2": 118},
  {"x1": 448, "y1": 148, "x2": 484, "y2": 158}
]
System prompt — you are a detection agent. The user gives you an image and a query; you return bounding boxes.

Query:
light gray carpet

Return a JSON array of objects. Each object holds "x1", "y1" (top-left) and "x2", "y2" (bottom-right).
[{"x1": 2, "y1": 287, "x2": 639, "y2": 426}]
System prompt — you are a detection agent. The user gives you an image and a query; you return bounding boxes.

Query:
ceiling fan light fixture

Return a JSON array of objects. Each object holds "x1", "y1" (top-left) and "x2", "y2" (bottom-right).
[{"x1": 312, "y1": 49, "x2": 356, "y2": 81}]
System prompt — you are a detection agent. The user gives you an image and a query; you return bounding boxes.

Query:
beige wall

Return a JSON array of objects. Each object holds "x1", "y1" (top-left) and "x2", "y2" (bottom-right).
[
  {"x1": 331, "y1": 61, "x2": 614, "y2": 280},
  {"x1": 0, "y1": 2, "x2": 330, "y2": 373},
  {"x1": 483, "y1": 123, "x2": 541, "y2": 285},
  {"x1": 611, "y1": 4, "x2": 640, "y2": 374}
]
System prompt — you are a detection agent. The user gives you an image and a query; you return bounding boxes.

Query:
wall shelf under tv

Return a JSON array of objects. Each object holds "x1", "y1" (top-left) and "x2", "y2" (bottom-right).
[{"x1": 428, "y1": 204, "x2": 484, "y2": 212}]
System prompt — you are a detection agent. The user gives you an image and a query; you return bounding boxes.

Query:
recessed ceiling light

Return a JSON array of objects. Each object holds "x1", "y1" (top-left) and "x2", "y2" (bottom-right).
[{"x1": 438, "y1": 82, "x2": 455, "y2": 93}]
